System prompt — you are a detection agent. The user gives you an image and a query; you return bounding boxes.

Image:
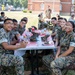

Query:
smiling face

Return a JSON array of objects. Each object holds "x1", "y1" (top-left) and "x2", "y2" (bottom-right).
[
  {"x1": 60, "y1": 19, "x2": 67, "y2": 28},
  {"x1": 20, "y1": 21, "x2": 26, "y2": 28},
  {"x1": 65, "y1": 22, "x2": 73, "y2": 33},
  {"x1": 51, "y1": 19, "x2": 57, "y2": 25},
  {"x1": 13, "y1": 22, "x2": 18, "y2": 30},
  {"x1": 57, "y1": 19, "x2": 62, "y2": 26},
  {"x1": 4, "y1": 20, "x2": 14, "y2": 32}
]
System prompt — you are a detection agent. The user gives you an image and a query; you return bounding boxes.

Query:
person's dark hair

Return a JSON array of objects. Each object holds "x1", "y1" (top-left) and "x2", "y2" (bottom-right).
[
  {"x1": 58, "y1": 17, "x2": 63, "y2": 20},
  {"x1": 21, "y1": 17, "x2": 28, "y2": 22},
  {"x1": 38, "y1": 14, "x2": 41, "y2": 17},
  {"x1": 13, "y1": 19, "x2": 17, "y2": 23},
  {"x1": 32, "y1": 26, "x2": 37, "y2": 30},
  {"x1": 38, "y1": 13, "x2": 43, "y2": 17},
  {"x1": 21, "y1": 19, "x2": 24, "y2": 21},
  {"x1": 57, "y1": 15, "x2": 60, "y2": 18},
  {"x1": 68, "y1": 21, "x2": 75, "y2": 29},
  {"x1": 63, "y1": 18, "x2": 67, "y2": 22},
  {"x1": 1, "y1": 12, "x2": 4, "y2": 15},
  {"x1": 51, "y1": 17, "x2": 57, "y2": 20},
  {"x1": 4, "y1": 18, "x2": 13, "y2": 23},
  {"x1": 71, "y1": 14, "x2": 74, "y2": 17}
]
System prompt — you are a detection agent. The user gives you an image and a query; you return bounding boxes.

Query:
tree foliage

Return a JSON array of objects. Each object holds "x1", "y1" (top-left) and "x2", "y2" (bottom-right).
[
  {"x1": 0, "y1": 0, "x2": 28, "y2": 8},
  {"x1": 21, "y1": 0, "x2": 28, "y2": 8}
]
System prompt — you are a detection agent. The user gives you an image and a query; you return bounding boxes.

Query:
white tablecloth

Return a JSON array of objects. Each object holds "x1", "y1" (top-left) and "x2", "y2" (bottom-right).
[{"x1": 14, "y1": 41, "x2": 55, "y2": 56}]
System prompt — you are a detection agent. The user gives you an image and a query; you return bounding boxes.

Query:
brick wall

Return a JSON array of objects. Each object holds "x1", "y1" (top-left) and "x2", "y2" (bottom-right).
[
  {"x1": 60, "y1": 0, "x2": 72, "y2": 13},
  {"x1": 28, "y1": 0, "x2": 60, "y2": 12},
  {"x1": 28, "y1": 0, "x2": 72, "y2": 14}
]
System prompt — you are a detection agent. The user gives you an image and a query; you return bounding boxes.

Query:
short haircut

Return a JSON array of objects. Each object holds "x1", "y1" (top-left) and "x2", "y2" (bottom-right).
[
  {"x1": 51, "y1": 17, "x2": 57, "y2": 20},
  {"x1": 58, "y1": 17, "x2": 63, "y2": 20},
  {"x1": 13, "y1": 19, "x2": 17, "y2": 22},
  {"x1": 21, "y1": 17, "x2": 28, "y2": 22},
  {"x1": 1, "y1": 12, "x2": 4, "y2": 14},
  {"x1": 69, "y1": 21, "x2": 75, "y2": 28},
  {"x1": 4, "y1": 18, "x2": 13, "y2": 23},
  {"x1": 38, "y1": 14, "x2": 41, "y2": 17},
  {"x1": 63, "y1": 18, "x2": 67, "y2": 22},
  {"x1": 71, "y1": 14, "x2": 74, "y2": 17}
]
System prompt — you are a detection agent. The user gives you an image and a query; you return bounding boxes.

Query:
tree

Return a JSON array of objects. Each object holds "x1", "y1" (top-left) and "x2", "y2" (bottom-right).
[
  {"x1": 0, "y1": 0, "x2": 28, "y2": 8},
  {"x1": 21, "y1": 0, "x2": 28, "y2": 8},
  {"x1": 14, "y1": 0, "x2": 21, "y2": 8}
]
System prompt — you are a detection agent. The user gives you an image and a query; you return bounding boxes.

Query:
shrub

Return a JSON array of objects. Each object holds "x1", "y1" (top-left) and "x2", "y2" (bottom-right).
[
  {"x1": 23, "y1": 10, "x2": 27, "y2": 13},
  {"x1": 29, "y1": 10, "x2": 32, "y2": 13}
]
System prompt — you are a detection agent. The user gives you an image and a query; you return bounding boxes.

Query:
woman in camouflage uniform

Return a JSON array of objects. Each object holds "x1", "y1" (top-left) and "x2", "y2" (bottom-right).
[{"x1": 51, "y1": 21, "x2": 75, "y2": 75}]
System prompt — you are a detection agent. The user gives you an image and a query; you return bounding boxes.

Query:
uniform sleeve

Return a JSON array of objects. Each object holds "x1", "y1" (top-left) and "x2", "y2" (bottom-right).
[
  {"x1": 0, "y1": 32, "x2": 8, "y2": 44},
  {"x1": 55, "y1": 28, "x2": 59, "y2": 39},
  {"x1": 14, "y1": 31, "x2": 19, "y2": 35},
  {"x1": 70, "y1": 36, "x2": 75, "y2": 47}
]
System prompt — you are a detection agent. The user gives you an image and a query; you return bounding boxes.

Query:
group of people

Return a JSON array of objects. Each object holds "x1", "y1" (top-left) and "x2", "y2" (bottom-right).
[
  {"x1": 38, "y1": 5, "x2": 52, "y2": 29},
  {"x1": 0, "y1": 11, "x2": 30, "y2": 75},
  {"x1": 0, "y1": 9, "x2": 75, "y2": 75},
  {"x1": 42, "y1": 16, "x2": 75, "y2": 75}
]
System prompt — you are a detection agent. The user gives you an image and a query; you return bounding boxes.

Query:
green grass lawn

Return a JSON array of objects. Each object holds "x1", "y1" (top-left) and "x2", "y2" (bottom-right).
[
  {"x1": 4, "y1": 11, "x2": 38, "y2": 29},
  {"x1": 1, "y1": 11, "x2": 74, "y2": 75},
  {"x1": 2, "y1": 11, "x2": 70, "y2": 29}
]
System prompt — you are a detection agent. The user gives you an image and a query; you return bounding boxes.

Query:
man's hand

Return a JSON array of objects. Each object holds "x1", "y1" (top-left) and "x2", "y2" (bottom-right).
[
  {"x1": 55, "y1": 55, "x2": 59, "y2": 59},
  {"x1": 20, "y1": 41, "x2": 28, "y2": 48}
]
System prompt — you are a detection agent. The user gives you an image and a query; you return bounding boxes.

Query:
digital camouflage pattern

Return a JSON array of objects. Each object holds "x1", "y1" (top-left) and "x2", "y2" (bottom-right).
[
  {"x1": 0, "y1": 28, "x2": 13, "y2": 54},
  {"x1": 52, "y1": 25, "x2": 58, "y2": 34},
  {"x1": 52, "y1": 25, "x2": 59, "y2": 42},
  {"x1": 43, "y1": 31, "x2": 75, "y2": 75},
  {"x1": 10, "y1": 29, "x2": 19, "y2": 42},
  {"x1": 0, "y1": 28, "x2": 25, "y2": 75},
  {"x1": 17, "y1": 25, "x2": 25, "y2": 35},
  {"x1": 51, "y1": 31, "x2": 75, "y2": 75},
  {"x1": 56, "y1": 26, "x2": 66, "y2": 46}
]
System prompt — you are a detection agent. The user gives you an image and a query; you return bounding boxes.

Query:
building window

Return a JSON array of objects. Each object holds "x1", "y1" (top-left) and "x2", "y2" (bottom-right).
[
  {"x1": 72, "y1": 0, "x2": 75, "y2": 4},
  {"x1": 71, "y1": 0, "x2": 75, "y2": 13},
  {"x1": 71, "y1": 6, "x2": 74, "y2": 12},
  {"x1": 40, "y1": 3, "x2": 44, "y2": 10},
  {"x1": 60, "y1": 4, "x2": 62, "y2": 11}
]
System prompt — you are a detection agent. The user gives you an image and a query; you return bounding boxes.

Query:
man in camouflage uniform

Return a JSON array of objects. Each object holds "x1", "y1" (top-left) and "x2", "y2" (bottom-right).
[
  {"x1": 51, "y1": 21, "x2": 75, "y2": 75},
  {"x1": 51, "y1": 17, "x2": 58, "y2": 43},
  {"x1": 10, "y1": 19, "x2": 20, "y2": 44},
  {"x1": 55, "y1": 18, "x2": 67, "y2": 46},
  {"x1": 45, "y1": 5, "x2": 51, "y2": 19},
  {"x1": 0, "y1": 18, "x2": 27, "y2": 75},
  {"x1": 42, "y1": 17, "x2": 62, "y2": 70},
  {"x1": 18, "y1": 17, "x2": 28, "y2": 35},
  {"x1": 42, "y1": 18, "x2": 67, "y2": 73}
]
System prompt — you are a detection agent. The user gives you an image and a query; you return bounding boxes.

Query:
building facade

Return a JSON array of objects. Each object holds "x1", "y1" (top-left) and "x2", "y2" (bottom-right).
[{"x1": 28, "y1": 0, "x2": 75, "y2": 15}]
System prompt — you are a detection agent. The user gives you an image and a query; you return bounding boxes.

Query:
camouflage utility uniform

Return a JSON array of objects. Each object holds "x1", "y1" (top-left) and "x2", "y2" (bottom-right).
[
  {"x1": 42, "y1": 26, "x2": 65, "y2": 67},
  {"x1": 10, "y1": 29, "x2": 19, "y2": 42},
  {"x1": 42, "y1": 26, "x2": 63, "y2": 67},
  {"x1": 45, "y1": 8, "x2": 51, "y2": 19},
  {"x1": 0, "y1": 28, "x2": 25, "y2": 75},
  {"x1": 56, "y1": 26, "x2": 66, "y2": 46},
  {"x1": 51, "y1": 31, "x2": 75, "y2": 75},
  {"x1": 18, "y1": 25, "x2": 25, "y2": 35},
  {"x1": 52, "y1": 25, "x2": 59, "y2": 42}
]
